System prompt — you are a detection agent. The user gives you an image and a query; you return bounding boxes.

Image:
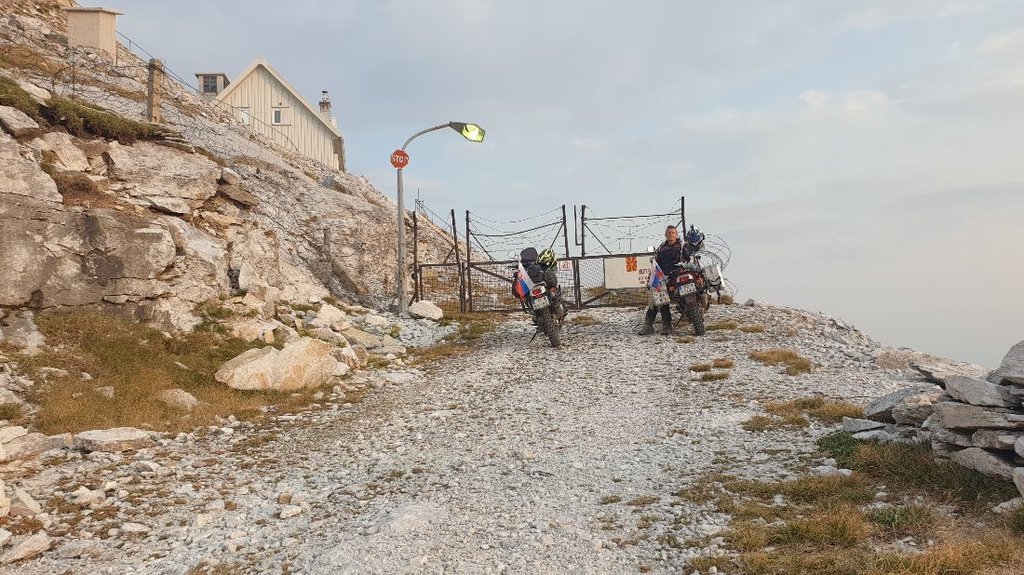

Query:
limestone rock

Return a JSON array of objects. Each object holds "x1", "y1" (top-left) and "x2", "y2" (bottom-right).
[
  {"x1": 2, "y1": 432, "x2": 48, "y2": 462},
  {"x1": 972, "y1": 430, "x2": 1022, "y2": 451},
  {"x1": 308, "y1": 304, "x2": 347, "y2": 331},
  {"x1": 41, "y1": 132, "x2": 89, "y2": 171},
  {"x1": 15, "y1": 80, "x2": 49, "y2": 104},
  {"x1": 279, "y1": 505, "x2": 302, "y2": 519},
  {"x1": 217, "y1": 183, "x2": 259, "y2": 208},
  {"x1": 228, "y1": 318, "x2": 279, "y2": 342},
  {"x1": 215, "y1": 338, "x2": 339, "y2": 391},
  {"x1": 0, "y1": 105, "x2": 39, "y2": 137},
  {"x1": 0, "y1": 481, "x2": 9, "y2": 518},
  {"x1": 990, "y1": 340, "x2": 1024, "y2": 385},
  {"x1": 408, "y1": 300, "x2": 444, "y2": 321},
  {"x1": 74, "y1": 428, "x2": 155, "y2": 452},
  {"x1": 931, "y1": 425, "x2": 973, "y2": 448},
  {"x1": 0, "y1": 426, "x2": 28, "y2": 444},
  {"x1": 341, "y1": 328, "x2": 382, "y2": 350},
  {"x1": 333, "y1": 346, "x2": 362, "y2": 370},
  {"x1": 841, "y1": 417, "x2": 884, "y2": 433},
  {"x1": 1016, "y1": 436, "x2": 1024, "y2": 458},
  {"x1": 933, "y1": 402, "x2": 1024, "y2": 430},
  {"x1": 107, "y1": 141, "x2": 219, "y2": 201},
  {"x1": 0, "y1": 528, "x2": 9, "y2": 547},
  {"x1": 945, "y1": 375, "x2": 1015, "y2": 408},
  {"x1": 364, "y1": 314, "x2": 389, "y2": 328},
  {"x1": 8, "y1": 489, "x2": 41, "y2": 517},
  {"x1": 143, "y1": 195, "x2": 191, "y2": 215},
  {"x1": 950, "y1": 447, "x2": 1016, "y2": 479},
  {"x1": 0, "y1": 313, "x2": 45, "y2": 355},
  {"x1": 0, "y1": 532, "x2": 51, "y2": 564},
  {"x1": 864, "y1": 385, "x2": 941, "y2": 423},
  {"x1": 1015, "y1": 468, "x2": 1024, "y2": 499},
  {"x1": 0, "y1": 134, "x2": 60, "y2": 202},
  {"x1": 891, "y1": 388, "x2": 946, "y2": 425},
  {"x1": 219, "y1": 167, "x2": 242, "y2": 186},
  {"x1": 155, "y1": 388, "x2": 199, "y2": 411}
]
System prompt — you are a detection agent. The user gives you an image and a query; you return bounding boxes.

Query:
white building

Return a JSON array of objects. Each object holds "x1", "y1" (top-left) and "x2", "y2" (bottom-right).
[{"x1": 197, "y1": 58, "x2": 345, "y2": 171}]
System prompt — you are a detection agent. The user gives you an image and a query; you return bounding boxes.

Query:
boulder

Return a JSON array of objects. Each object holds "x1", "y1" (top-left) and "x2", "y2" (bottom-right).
[
  {"x1": 0, "y1": 481, "x2": 9, "y2": 518},
  {"x1": 364, "y1": 314, "x2": 389, "y2": 328},
  {"x1": 341, "y1": 328, "x2": 382, "y2": 350},
  {"x1": 380, "y1": 335, "x2": 407, "y2": 356},
  {"x1": 155, "y1": 389, "x2": 199, "y2": 412},
  {"x1": 0, "y1": 532, "x2": 51, "y2": 564},
  {"x1": 972, "y1": 430, "x2": 1023, "y2": 451},
  {"x1": 841, "y1": 417, "x2": 885, "y2": 434},
  {"x1": 864, "y1": 385, "x2": 941, "y2": 423},
  {"x1": 308, "y1": 304, "x2": 347, "y2": 331},
  {"x1": 332, "y1": 346, "x2": 362, "y2": 370},
  {"x1": 1015, "y1": 468, "x2": 1024, "y2": 499},
  {"x1": 1017, "y1": 436, "x2": 1024, "y2": 458},
  {"x1": 945, "y1": 375, "x2": 1015, "y2": 408},
  {"x1": 73, "y1": 428, "x2": 155, "y2": 452},
  {"x1": 0, "y1": 528, "x2": 8, "y2": 547},
  {"x1": 0, "y1": 134, "x2": 60, "y2": 202},
  {"x1": 215, "y1": 338, "x2": 339, "y2": 391},
  {"x1": 933, "y1": 402, "x2": 1024, "y2": 430},
  {"x1": 8, "y1": 489, "x2": 41, "y2": 517},
  {"x1": 0, "y1": 426, "x2": 28, "y2": 444},
  {"x1": 41, "y1": 132, "x2": 89, "y2": 171},
  {"x1": 1, "y1": 433, "x2": 49, "y2": 462},
  {"x1": 891, "y1": 388, "x2": 947, "y2": 425},
  {"x1": 228, "y1": 318, "x2": 279, "y2": 342},
  {"x1": 908, "y1": 357, "x2": 989, "y2": 387},
  {"x1": 408, "y1": 300, "x2": 443, "y2": 321},
  {"x1": 931, "y1": 425, "x2": 973, "y2": 448},
  {"x1": 0, "y1": 312, "x2": 45, "y2": 355},
  {"x1": 0, "y1": 105, "x2": 39, "y2": 137},
  {"x1": 950, "y1": 447, "x2": 1016, "y2": 480},
  {"x1": 990, "y1": 340, "x2": 1024, "y2": 385},
  {"x1": 16, "y1": 80, "x2": 49, "y2": 104}
]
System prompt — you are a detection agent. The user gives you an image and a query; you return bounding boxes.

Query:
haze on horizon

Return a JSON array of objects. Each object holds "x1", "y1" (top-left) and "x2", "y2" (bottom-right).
[{"x1": 101, "y1": 0, "x2": 1024, "y2": 367}]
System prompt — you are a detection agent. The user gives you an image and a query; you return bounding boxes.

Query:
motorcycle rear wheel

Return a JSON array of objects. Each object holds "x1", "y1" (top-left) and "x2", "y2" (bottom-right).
[
  {"x1": 536, "y1": 307, "x2": 561, "y2": 348},
  {"x1": 685, "y1": 303, "x2": 706, "y2": 336}
]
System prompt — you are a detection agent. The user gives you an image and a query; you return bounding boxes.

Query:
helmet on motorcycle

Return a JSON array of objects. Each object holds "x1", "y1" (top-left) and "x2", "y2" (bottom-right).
[
  {"x1": 520, "y1": 247, "x2": 539, "y2": 262},
  {"x1": 685, "y1": 225, "x2": 705, "y2": 252},
  {"x1": 537, "y1": 248, "x2": 556, "y2": 268}
]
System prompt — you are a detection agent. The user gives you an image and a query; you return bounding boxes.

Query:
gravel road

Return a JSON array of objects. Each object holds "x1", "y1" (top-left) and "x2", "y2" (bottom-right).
[{"x1": 7, "y1": 303, "x2": 909, "y2": 574}]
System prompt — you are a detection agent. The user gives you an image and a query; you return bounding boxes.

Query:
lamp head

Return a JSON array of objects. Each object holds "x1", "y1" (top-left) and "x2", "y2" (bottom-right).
[{"x1": 449, "y1": 122, "x2": 485, "y2": 142}]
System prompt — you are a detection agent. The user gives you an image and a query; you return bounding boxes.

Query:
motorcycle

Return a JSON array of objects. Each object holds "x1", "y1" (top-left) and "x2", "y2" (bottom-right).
[
  {"x1": 512, "y1": 259, "x2": 565, "y2": 348},
  {"x1": 672, "y1": 254, "x2": 725, "y2": 336}
]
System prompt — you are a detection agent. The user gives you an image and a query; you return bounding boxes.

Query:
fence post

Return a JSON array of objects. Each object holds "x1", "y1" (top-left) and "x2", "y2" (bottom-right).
[
  {"x1": 451, "y1": 209, "x2": 466, "y2": 313},
  {"x1": 680, "y1": 196, "x2": 686, "y2": 232},
  {"x1": 411, "y1": 211, "x2": 419, "y2": 303},
  {"x1": 580, "y1": 204, "x2": 587, "y2": 257},
  {"x1": 561, "y1": 205, "x2": 570, "y2": 258},
  {"x1": 146, "y1": 58, "x2": 162, "y2": 124},
  {"x1": 465, "y1": 210, "x2": 473, "y2": 312}
]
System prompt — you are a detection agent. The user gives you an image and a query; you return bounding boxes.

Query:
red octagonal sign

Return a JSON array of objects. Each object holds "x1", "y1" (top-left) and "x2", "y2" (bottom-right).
[{"x1": 390, "y1": 149, "x2": 409, "y2": 169}]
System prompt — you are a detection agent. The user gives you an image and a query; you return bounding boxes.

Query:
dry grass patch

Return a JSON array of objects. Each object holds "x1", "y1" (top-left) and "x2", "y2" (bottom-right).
[
  {"x1": 626, "y1": 495, "x2": 660, "y2": 507},
  {"x1": 739, "y1": 324, "x2": 766, "y2": 333},
  {"x1": 43, "y1": 97, "x2": 169, "y2": 144},
  {"x1": 13, "y1": 308, "x2": 325, "y2": 434},
  {"x1": 410, "y1": 313, "x2": 497, "y2": 366},
  {"x1": 713, "y1": 294, "x2": 735, "y2": 305},
  {"x1": 0, "y1": 402, "x2": 23, "y2": 421},
  {"x1": 728, "y1": 474, "x2": 874, "y2": 507},
  {"x1": 599, "y1": 495, "x2": 621, "y2": 504},
  {"x1": 689, "y1": 363, "x2": 712, "y2": 373},
  {"x1": 699, "y1": 372, "x2": 730, "y2": 382},
  {"x1": 750, "y1": 348, "x2": 813, "y2": 375},
  {"x1": 706, "y1": 320, "x2": 738, "y2": 331},
  {"x1": 675, "y1": 336, "x2": 697, "y2": 344},
  {"x1": 867, "y1": 504, "x2": 937, "y2": 537},
  {"x1": 712, "y1": 358, "x2": 734, "y2": 369},
  {"x1": 765, "y1": 396, "x2": 863, "y2": 424}
]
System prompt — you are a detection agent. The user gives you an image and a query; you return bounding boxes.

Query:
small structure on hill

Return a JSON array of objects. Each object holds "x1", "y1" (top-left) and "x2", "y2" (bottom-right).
[{"x1": 64, "y1": 6, "x2": 121, "y2": 56}]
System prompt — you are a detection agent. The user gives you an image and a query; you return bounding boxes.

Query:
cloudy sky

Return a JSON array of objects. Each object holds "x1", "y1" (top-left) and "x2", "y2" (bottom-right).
[{"x1": 103, "y1": 0, "x2": 1023, "y2": 367}]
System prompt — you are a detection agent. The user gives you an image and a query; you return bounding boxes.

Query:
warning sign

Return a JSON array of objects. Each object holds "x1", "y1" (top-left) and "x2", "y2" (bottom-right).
[{"x1": 604, "y1": 255, "x2": 653, "y2": 289}]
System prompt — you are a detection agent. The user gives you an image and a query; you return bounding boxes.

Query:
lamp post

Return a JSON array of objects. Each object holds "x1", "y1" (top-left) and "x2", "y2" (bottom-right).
[{"x1": 393, "y1": 121, "x2": 485, "y2": 313}]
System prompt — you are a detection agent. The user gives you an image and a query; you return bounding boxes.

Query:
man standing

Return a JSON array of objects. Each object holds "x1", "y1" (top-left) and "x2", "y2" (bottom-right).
[{"x1": 640, "y1": 225, "x2": 689, "y2": 335}]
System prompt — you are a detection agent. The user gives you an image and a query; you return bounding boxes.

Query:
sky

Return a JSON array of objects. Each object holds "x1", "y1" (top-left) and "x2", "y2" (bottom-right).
[{"x1": 101, "y1": 0, "x2": 1024, "y2": 367}]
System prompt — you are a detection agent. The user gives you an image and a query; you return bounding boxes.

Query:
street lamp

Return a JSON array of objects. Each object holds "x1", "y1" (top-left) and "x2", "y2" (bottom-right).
[{"x1": 393, "y1": 121, "x2": 486, "y2": 313}]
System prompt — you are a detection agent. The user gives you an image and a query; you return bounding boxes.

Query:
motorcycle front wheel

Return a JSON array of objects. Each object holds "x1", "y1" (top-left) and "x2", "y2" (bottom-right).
[{"x1": 536, "y1": 307, "x2": 561, "y2": 348}]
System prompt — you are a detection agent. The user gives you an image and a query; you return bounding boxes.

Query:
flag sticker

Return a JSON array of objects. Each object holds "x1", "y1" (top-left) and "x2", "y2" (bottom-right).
[{"x1": 626, "y1": 256, "x2": 637, "y2": 272}]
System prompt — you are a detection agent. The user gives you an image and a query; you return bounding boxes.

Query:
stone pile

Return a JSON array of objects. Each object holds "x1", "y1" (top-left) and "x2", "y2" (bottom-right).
[{"x1": 847, "y1": 340, "x2": 1024, "y2": 497}]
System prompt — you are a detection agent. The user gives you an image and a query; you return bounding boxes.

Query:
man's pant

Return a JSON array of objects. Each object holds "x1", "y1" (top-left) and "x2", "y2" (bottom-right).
[{"x1": 645, "y1": 304, "x2": 671, "y2": 325}]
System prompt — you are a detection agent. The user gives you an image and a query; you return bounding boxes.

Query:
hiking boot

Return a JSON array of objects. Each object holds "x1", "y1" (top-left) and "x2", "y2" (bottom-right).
[
  {"x1": 659, "y1": 321, "x2": 673, "y2": 335},
  {"x1": 638, "y1": 322, "x2": 655, "y2": 335}
]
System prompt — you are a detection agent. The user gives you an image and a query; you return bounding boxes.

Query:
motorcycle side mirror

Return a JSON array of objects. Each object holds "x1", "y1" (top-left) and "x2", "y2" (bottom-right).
[
  {"x1": 507, "y1": 250, "x2": 517, "y2": 261},
  {"x1": 646, "y1": 245, "x2": 656, "y2": 253}
]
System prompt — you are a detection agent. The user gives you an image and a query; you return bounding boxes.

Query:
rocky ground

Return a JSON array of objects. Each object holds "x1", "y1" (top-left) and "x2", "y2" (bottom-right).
[{"x1": 1, "y1": 302, "x2": 919, "y2": 574}]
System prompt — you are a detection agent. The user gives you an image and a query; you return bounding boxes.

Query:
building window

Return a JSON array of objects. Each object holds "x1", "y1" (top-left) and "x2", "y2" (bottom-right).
[
  {"x1": 237, "y1": 108, "x2": 250, "y2": 126},
  {"x1": 202, "y1": 75, "x2": 218, "y2": 94},
  {"x1": 272, "y1": 107, "x2": 287, "y2": 125}
]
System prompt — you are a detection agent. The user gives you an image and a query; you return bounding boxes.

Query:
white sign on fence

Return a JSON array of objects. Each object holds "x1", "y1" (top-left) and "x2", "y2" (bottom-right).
[{"x1": 604, "y1": 255, "x2": 654, "y2": 289}]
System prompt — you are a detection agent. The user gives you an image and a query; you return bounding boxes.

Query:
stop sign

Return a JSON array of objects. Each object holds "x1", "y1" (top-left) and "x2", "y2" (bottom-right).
[{"x1": 390, "y1": 149, "x2": 409, "y2": 169}]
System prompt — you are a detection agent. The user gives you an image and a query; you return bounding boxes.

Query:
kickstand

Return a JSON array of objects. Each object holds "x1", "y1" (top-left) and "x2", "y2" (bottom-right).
[{"x1": 530, "y1": 328, "x2": 541, "y2": 343}]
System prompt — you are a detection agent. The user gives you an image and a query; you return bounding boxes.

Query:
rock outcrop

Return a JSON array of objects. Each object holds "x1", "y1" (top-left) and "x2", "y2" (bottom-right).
[
  {"x1": 864, "y1": 340, "x2": 1024, "y2": 498},
  {"x1": 215, "y1": 338, "x2": 340, "y2": 391}
]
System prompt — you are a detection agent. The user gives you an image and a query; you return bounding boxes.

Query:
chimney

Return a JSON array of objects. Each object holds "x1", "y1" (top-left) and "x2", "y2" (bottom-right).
[
  {"x1": 64, "y1": 7, "x2": 123, "y2": 57},
  {"x1": 319, "y1": 91, "x2": 337, "y2": 127},
  {"x1": 196, "y1": 73, "x2": 230, "y2": 96}
]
